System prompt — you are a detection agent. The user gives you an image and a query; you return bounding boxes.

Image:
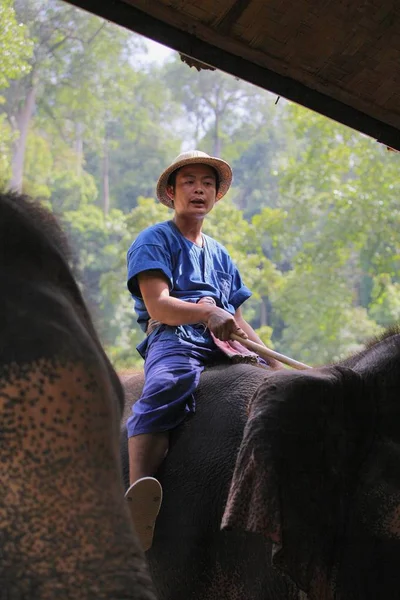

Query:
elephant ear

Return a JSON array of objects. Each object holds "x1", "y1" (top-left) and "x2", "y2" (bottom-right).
[{"x1": 221, "y1": 366, "x2": 375, "y2": 599}]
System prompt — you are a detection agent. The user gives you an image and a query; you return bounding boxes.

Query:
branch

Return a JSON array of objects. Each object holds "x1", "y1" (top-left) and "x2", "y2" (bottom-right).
[
  {"x1": 202, "y1": 96, "x2": 217, "y2": 111},
  {"x1": 86, "y1": 22, "x2": 107, "y2": 45},
  {"x1": 48, "y1": 35, "x2": 76, "y2": 54},
  {"x1": 38, "y1": 100, "x2": 69, "y2": 144},
  {"x1": 47, "y1": 21, "x2": 106, "y2": 55}
]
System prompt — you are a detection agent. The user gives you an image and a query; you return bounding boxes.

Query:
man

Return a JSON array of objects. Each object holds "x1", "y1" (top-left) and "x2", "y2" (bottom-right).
[{"x1": 125, "y1": 150, "x2": 278, "y2": 551}]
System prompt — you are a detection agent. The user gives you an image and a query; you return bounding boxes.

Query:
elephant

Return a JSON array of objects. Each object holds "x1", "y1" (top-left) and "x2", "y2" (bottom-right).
[
  {"x1": 121, "y1": 361, "x2": 301, "y2": 599},
  {"x1": 122, "y1": 329, "x2": 400, "y2": 600},
  {"x1": 1, "y1": 191, "x2": 156, "y2": 600},
  {"x1": 222, "y1": 328, "x2": 400, "y2": 599}
]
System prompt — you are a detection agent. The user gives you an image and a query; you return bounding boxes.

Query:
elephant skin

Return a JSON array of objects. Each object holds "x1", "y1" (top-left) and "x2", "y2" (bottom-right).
[
  {"x1": 222, "y1": 330, "x2": 400, "y2": 600},
  {"x1": 121, "y1": 362, "x2": 301, "y2": 600},
  {"x1": 1, "y1": 192, "x2": 156, "y2": 600}
]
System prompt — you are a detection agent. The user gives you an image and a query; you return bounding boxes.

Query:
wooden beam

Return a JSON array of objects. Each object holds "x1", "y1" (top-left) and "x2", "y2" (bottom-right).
[
  {"x1": 213, "y1": 0, "x2": 253, "y2": 35},
  {"x1": 64, "y1": 0, "x2": 400, "y2": 152}
]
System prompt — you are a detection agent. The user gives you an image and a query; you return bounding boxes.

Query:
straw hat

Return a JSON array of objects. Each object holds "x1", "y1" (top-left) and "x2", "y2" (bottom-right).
[{"x1": 156, "y1": 150, "x2": 233, "y2": 208}]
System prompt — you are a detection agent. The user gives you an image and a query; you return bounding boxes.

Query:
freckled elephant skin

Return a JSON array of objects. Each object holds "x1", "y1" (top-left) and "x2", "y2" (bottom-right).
[{"x1": 121, "y1": 363, "x2": 300, "y2": 600}]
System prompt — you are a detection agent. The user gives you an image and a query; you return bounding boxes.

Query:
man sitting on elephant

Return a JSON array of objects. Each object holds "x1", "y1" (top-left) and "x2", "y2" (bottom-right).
[{"x1": 125, "y1": 150, "x2": 281, "y2": 551}]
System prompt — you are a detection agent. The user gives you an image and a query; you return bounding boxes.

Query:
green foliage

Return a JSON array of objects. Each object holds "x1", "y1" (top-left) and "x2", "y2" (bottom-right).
[
  {"x1": 369, "y1": 275, "x2": 400, "y2": 327},
  {"x1": 50, "y1": 170, "x2": 98, "y2": 212},
  {"x1": 255, "y1": 325, "x2": 274, "y2": 348},
  {"x1": 23, "y1": 130, "x2": 53, "y2": 198},
  {"x1": 204, "y1": 199, "x2": 285, "y2": 321},
  {"x1": 0, "y1": 0, "x2": 33, "y2": 90},
  {"x1": 275, "y1": 266, "x2": 383, "y2": 364},
  {"x1": 163, "y1": 58, "x2": 266, "y2": 157},
  {"x1": 0, "y1": 114, "x2": 15, "y2": 185},
  {"x1": 265, "y1": 104, "x2": 398, "y2": 363},
  {"x1": 62, "y1": 204, "x2": 128, "y2": 344}
]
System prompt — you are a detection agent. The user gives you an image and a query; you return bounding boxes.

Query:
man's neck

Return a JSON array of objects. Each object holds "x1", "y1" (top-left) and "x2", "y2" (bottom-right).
[{"x1": 173, "y1": 215, "x2": 204, "y2": 246}]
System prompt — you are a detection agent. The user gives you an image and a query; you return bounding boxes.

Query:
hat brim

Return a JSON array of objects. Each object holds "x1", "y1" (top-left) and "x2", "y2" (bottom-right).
[{"x1": 156, "y1": 156, "x2": 232, "y2": 208}]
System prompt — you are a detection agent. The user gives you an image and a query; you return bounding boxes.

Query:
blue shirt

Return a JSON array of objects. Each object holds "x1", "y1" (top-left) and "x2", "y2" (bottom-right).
[{"x1": 127, "y1": 220, "x2": 251, "y2": 354}]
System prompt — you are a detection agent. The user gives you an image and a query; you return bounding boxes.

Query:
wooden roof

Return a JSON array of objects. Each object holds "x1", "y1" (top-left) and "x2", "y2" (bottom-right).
[{"x1": 67, "y1": 0, "x2": 400, "y2": 151}]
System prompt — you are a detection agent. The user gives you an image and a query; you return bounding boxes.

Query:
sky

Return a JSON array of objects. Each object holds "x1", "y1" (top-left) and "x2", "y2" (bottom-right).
[{"x1": 143, "y1": 37, "x2": 176, "y2": 64}]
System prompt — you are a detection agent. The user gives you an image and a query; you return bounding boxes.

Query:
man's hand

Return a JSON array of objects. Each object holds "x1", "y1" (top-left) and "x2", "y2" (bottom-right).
[
  {"x1": 197, "y1": 297, "x2": 247, "y2": 341},
  {"x1": 206, "y1": 306, "x2": 248, "y2": 341}
]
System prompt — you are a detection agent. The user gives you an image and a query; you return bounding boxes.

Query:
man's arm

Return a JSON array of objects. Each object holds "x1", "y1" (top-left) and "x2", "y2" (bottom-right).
[
  {"x1": 138, "y1": 271, "x2": 246, "y2": 341},
  {"x1": 234, "y1": 307, "x2": 284, "y2": 369}
]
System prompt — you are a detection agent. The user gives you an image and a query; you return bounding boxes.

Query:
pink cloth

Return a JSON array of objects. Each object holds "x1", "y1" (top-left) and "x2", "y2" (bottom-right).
[{"x1": 210, "y1": 332, "x2": 259, "y2": 364}]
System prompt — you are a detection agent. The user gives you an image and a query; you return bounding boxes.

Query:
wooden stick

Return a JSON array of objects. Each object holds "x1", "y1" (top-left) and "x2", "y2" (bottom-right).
[{"x1": 230, "y1": 334, "x2": 312, "y2": 371}]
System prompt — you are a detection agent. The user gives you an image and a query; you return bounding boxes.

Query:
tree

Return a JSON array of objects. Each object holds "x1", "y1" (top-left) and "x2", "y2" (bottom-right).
[
  {"x1": 267, "y1": 104, "x2": 398, "y2": 363},
  {"x1": 0, "y1": 0, "x2": 33, "y2": 187},
  {"x1": 61, "y1": 204, "x2": 128, "y2": 344},
  {"x1": 228, "y1": 97, "x2": 290, "y2": 216},
  {"x1": 84, "y1": 65, "x2": 183, "y2": 214},
  {"x1": 0, "y1": 0, "x2": 33, "y2": 90},
  {"x1": 4, "y1": 0, "x2": 141, "y2": 193},
  {"x1": 163, "y1": 58, "x2": 259, "y2": 157}
]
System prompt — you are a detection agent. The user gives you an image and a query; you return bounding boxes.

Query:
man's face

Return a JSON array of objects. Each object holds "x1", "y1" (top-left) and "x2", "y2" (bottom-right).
[{"x1": 166, "y1": 163, "x2": 218, "y2": 219}]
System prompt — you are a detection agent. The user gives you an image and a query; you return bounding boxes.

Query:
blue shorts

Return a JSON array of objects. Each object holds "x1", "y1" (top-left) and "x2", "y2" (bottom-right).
[{"x1": 127, "y1": 326, "x2": 224, "y2": 437}]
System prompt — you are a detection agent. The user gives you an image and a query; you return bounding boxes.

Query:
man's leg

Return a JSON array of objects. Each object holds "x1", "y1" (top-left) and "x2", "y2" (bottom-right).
[
  {"x1": 128, "y1": 431, "x2": 169, "y2": 485},
  {"x1": 125, "y1": 336, "x2": 213, "y2": 551},
  {"x1": 126, "y1": 433, "x2": 168, "y2": 552}
]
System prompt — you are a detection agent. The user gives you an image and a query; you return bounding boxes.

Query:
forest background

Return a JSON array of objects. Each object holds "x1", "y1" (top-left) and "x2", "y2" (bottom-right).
[{"x1": 1, "y1": 0, "x2": 399, "y2": 367}]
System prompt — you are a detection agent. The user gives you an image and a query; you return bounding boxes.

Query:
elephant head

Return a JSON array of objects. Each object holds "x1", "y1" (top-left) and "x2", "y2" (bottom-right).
[
  {"x1": 0, "y1": 192, "x2": 156, "y2": 599},
  {"x1": 222, "y1": 332, "x2": 400, "y2": 599}
]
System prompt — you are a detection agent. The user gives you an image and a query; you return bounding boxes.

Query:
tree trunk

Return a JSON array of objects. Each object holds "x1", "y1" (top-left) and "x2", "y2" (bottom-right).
[
  {"x1": 102, "y1": 136, "x2": 110, "y2": 215},
  {"x1": 260, "y1": 297, "x2": 268, "y2": 326},
  {"x1": 75, "y1": 122, "x2": 84, "y2": 178},
  {"x1": 213, "y1": 86, "x2": 222, "y2": 157},
  {"x1": 9, "y1": 84, "x2": 37, "y2": 193},
  {"x1": 213, "y1": 110, "x2": 221, "y2": 157}
]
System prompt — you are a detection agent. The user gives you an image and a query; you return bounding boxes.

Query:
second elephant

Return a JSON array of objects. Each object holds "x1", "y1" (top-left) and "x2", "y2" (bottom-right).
[{"x1": 121, "y1": 362, "x2": 300, "y2": 600}]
